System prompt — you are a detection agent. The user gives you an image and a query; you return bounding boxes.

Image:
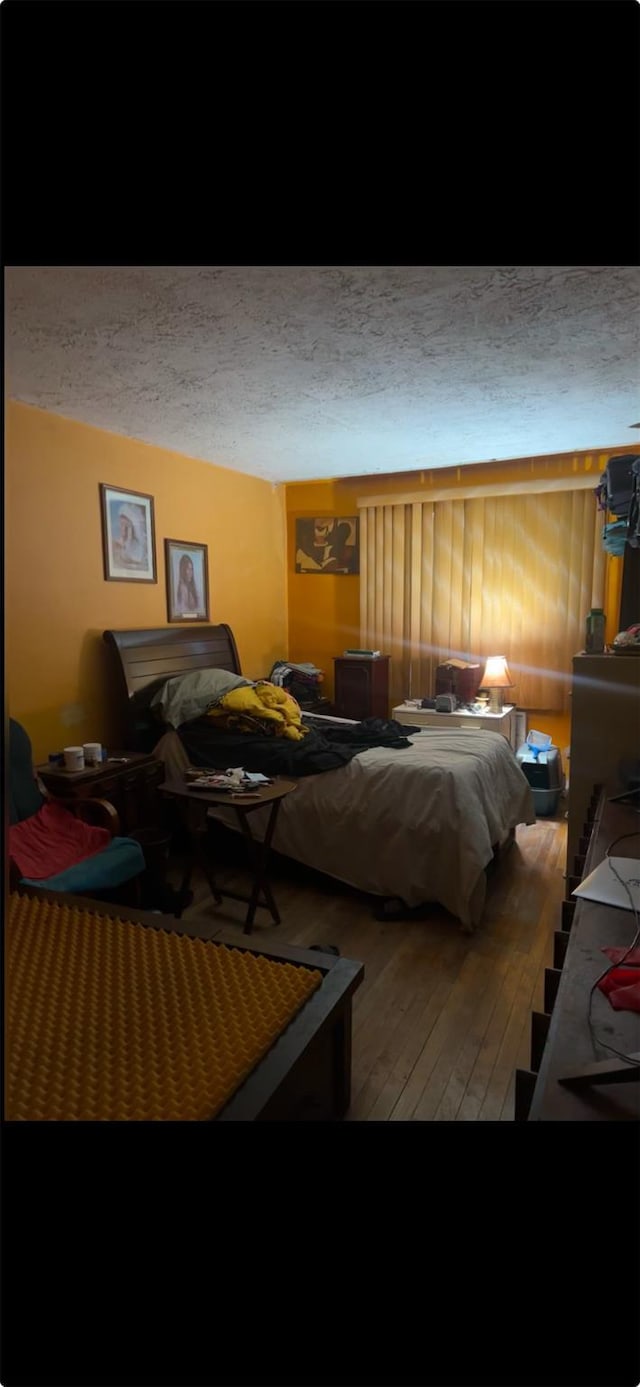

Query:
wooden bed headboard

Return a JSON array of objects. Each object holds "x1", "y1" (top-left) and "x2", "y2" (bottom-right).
[{"x1": 103, "y1": 624, "x2": 242, "y2": 747}]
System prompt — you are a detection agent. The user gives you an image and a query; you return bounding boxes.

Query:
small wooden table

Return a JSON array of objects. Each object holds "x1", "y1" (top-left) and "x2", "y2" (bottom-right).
[
  {"x1": 36, "y1": 751, "x2": 165, "y2": 838},
  {"x1": 161, "y1": 776, "x2": 298, "y2": 933}
]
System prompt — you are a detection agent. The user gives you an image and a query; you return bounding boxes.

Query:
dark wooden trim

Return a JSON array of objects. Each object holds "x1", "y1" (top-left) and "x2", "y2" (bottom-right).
[
  {"x1": 558, "y1": 1053, "x2": 640, "y2": 1089},
  {"x1": 530, "y1": 1011, "x2": 551, "y2": 1072},
  {"x1": 544, "y1": 967, "x2": 562, "y2": 1016},
  {"x1": 332, "y1": 1002, "x2": 353, "y2": 1117},
  {"x1": 73, "y1": 796, "x2": 121, "y2": 835},
  {"x1": 217, "y1": 959, "x2": 364, "y2": 1121},
  {"x1": 553, "y1": 930, "x2": 570, "y2": 970},
  {"x1": 103, "y1": 622, "x2": 241, "y2": 698},
  {"x1": 561, "y1": 899, "x2": 577, "y2": 931},
  {"x1": 12, "y1": 885, "x2": 322, "y2": 956},
  {"x1": 103, "y1": 623, "x2": 242, "y2": 748},
  {"x1": 514, "y1": 1069, "x2": 537, "y2": 1122},
  {"x1": 213, "y1": 928, "x2": 347, "y2": 973}
]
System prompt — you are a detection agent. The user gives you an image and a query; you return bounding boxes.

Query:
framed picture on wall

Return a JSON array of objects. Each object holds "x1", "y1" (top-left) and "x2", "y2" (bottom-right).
[
  {"x1": 99, "y1": 483, "x2": 157, "y2": 582},
  {"x1": 295, "y1": 516, "x2": 359, "y2": 573},
  {"x1": 165, "y1": 538, "x2": 210, "y2": 622}
]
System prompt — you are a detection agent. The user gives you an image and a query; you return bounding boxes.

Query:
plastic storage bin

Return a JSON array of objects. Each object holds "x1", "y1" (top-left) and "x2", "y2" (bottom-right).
[{"x1": 516, "y1": 740, "x2": 564, "y2": 816}]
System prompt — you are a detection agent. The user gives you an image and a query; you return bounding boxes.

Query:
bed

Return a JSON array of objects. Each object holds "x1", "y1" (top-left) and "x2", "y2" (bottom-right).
[
  {"x1": 103, "y1": 624, "x2": 536, "y2": 930},
  {"x1": 7, "y1": 887, "x2": 363, "y2": 1121}
]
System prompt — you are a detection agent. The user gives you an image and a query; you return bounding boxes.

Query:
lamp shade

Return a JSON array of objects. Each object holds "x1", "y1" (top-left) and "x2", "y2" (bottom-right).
[{"x1": 481, "y1": 655, "x2": 514, "y2": 689}]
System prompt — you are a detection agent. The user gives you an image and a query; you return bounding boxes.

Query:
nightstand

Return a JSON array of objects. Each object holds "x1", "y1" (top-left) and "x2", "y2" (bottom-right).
[
  {"x1": 392, "y1": 703, "x2": 517, "y2": 749},
  {"x1": 334, "y1": 656, "x2": 390, "y2": 721},
  {"x1": 37, "y1": 751, "x2": 166, "y2": 838}
]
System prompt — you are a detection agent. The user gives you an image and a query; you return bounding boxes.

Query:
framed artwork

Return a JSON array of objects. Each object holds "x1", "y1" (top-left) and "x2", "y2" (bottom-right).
[
  {"x1": 295, "y1": 516, "x2": 359, "y2": 574},
  {"x1": 165, "y1": 538, "x2": 210, "y2": 622},
  {"x1": 100, "y1": 483, "x2": 157, "y2": 583}
]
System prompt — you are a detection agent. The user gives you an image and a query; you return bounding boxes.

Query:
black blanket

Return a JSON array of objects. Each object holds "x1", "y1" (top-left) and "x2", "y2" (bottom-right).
[{"x1": 178, "y1": 716, "x2": 421, "y2": 778}]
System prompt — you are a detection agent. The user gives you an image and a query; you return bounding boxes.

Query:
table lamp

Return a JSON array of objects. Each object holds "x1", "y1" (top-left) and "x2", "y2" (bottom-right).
[{"x1": 480, "y1": 655, "x2": 514, "y2": 714}]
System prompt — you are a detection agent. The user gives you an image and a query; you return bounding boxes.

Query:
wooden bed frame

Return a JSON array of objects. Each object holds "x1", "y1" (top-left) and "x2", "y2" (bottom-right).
[
  {"x1": 12, "y1": 884, "x2": 364, "y2": 1121},
  {"x1": 103, "y1": 624, "x2": 519, "y2": 928},
  {"x1": 104, "y1": 624, "x2": 243, "y2": 748}
]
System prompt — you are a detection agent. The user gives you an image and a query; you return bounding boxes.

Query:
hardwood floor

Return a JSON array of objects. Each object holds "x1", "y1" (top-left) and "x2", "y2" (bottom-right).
[{"x1": 169, "y1": 805, "x2": 568, "y2": 1121}]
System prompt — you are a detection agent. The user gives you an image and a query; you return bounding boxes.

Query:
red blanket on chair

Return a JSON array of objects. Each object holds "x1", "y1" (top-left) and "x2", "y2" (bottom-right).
[{"x1": 9, "y1": 801, "x2": 111, "y2": 880}]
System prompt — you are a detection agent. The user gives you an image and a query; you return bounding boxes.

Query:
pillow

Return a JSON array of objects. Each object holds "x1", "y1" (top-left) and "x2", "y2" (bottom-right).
[{"x1": 149, "y1": 668, "x2": 252, "y2": 729}]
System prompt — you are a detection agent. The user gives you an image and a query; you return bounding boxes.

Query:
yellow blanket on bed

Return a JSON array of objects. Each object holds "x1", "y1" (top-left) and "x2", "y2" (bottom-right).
[{"x1": 206, "y1": 680, "x2": 309, "y2": 740}]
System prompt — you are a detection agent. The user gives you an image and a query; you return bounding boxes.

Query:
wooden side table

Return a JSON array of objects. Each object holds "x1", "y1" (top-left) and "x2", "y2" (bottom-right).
[
  {"x1": 160, "y1": 777, "x2": 298, "y2": 933},
  {"x1": 333, "y1": 655, "x2": 390, "y2": 720},
  {"x1": 37, "y1": 751, "x2": 166, "y2": 837},
  {"x1": 37, "y1": 752, "x2": 172, "y2": 906}
]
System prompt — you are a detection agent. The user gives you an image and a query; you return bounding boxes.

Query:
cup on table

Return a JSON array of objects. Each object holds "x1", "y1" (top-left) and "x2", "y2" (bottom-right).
[
  {"x1": 83, "y1": 742, "x2": 102, "y2": 767},
  {"x1": 63, "y1": 746, "x2": 85, "y2": 772}
]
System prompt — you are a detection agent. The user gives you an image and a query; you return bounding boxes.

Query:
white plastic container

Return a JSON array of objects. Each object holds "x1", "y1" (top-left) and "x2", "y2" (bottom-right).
[
  {"x1": 516, "y1": 741, "x2": 563, "y2": 816},
  {"x1": 63, "y1": 746, "x2": 85, "y2": 772}
]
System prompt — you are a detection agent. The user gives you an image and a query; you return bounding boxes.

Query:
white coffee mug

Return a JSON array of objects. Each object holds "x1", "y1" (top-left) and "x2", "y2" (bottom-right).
[
  {"x1": 83, "y1": 742, "x2": 102, "y2": 767},
  {"x1": 64, "y1": 746, "x2": 85, "y2": 772}
]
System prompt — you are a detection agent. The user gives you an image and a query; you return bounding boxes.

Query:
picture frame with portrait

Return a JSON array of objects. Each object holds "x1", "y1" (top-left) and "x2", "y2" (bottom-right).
[
  {"x1": 165, "y1": 539, "x2": 210, "y2": 622},
  {"x1": 100, "y1": 483, "x2": 157, "y2": 582},
  {"x1": 295, "y1": 516, "x2": 359, "y2": 574}
]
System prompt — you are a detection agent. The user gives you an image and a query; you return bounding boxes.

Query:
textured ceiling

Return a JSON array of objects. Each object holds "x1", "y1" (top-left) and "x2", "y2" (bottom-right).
[{"x1": 5, "y1": 265, "x2": 640, "y2": 483}]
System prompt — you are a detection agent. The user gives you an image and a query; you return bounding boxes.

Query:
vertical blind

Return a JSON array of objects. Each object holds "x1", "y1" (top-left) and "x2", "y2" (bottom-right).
[{"x1": 359, "y1": 488, "x2": 605, "y2": 711}]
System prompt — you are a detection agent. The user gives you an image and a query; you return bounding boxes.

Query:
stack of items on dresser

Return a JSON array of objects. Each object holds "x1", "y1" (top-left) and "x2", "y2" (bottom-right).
[
  {"x1": 433, "y1": 659, "x2": 482, "y2": 709},
  {"x1": 268, "y1": 659, "x2": 325, "y2": 708}
]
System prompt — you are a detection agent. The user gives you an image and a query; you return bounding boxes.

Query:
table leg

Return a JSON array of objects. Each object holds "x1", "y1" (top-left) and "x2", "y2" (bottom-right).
[
  {"x1": 196, "y1": 825, "x2": 224, "y2": 907},
  {"x1": 236, "y1": 800, "x2": 282, "y2": 933},
  {"x1": 176, "y1": 821, "x2": 222, "y2": 918}
]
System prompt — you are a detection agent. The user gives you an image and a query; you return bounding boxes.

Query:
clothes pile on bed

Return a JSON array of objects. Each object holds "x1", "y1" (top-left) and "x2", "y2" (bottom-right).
[
  {"x1": 268, "y1": 658, "x2": 325, "y2": 707},
  {"x1": 206, "y1": 681, "x2": 309, "y2": 741},
  {"x1": 180, "y1": 711, "x2": 419, "y2": 778},
  {"x1": 133, "y1": 665, "x2": 419, "y2": 777}
]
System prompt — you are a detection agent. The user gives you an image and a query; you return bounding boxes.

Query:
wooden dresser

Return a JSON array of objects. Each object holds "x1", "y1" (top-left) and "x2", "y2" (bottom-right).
[{"x1": 566, "y1": 652, "x2": 640, "y2": 877}]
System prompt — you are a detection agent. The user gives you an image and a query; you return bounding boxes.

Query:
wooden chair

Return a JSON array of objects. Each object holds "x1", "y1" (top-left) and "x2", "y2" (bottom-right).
[{"x1": 8, "y1": 719, "x2": 145, "y2": 902}]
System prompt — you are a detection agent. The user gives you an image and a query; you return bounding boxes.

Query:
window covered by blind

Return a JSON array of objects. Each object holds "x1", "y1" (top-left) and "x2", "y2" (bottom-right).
[{"x1": 359, "y1": 487, "x2": 604, "y2": 712}]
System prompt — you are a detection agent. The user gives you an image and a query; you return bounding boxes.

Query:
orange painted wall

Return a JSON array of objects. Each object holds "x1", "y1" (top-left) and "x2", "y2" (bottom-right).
[
  {"x1": 285, "y1": 446, "x2": 637, "y2": 751},
  {"x1": 6, "y1": 403, "x2": 287, "y2": 762},
  {"x1": 286, "y1": 481, "x2": 362, "y2": 699},
  {"x1": 7, "y1": 404, "x2": 635, "y2": 766}
]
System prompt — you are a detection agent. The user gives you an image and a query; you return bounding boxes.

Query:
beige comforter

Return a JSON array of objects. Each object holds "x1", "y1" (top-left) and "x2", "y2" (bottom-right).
[{"x1": 155, "y1": 724, "x2": 535, "y2": 929}]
